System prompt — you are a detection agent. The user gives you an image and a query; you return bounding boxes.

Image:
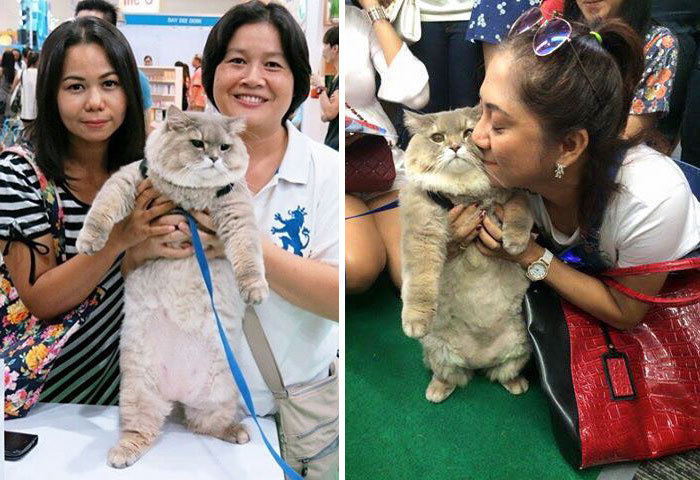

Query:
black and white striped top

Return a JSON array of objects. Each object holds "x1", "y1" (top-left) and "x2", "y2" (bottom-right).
[{"x1": 0, "y1": 152, "x2": 122, "y2": 405}]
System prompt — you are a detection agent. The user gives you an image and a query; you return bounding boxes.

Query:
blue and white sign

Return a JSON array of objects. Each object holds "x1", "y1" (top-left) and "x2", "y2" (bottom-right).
[{"x1": 124, "y1": 14, "x2": 220, "y2": 27}]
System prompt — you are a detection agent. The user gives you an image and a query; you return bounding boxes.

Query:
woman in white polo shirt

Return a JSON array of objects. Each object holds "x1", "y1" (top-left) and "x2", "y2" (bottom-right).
[{"x1": 124, "y1": 1, "x2": 339, "y2": 417}]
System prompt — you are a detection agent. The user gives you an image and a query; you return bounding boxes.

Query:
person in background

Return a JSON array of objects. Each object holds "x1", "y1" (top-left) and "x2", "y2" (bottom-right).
[
  {"x1": 311, "y1": 26, "x2": 339, "y2": 151},
  {"x1": 174, "y1": 61, "x2": 190, "y2": 111},
  {"x1": 11, "y1": 49, "x2": 21, "y2": 71},
  {"x1": 19, "y1": 51, "x2": 38, "y2": 127},
  {"x1": 411, "y1": 0, "x2": 481, "y2": 111},
  {"x1": 465, "y1": 0, "x2": 539, "y2": 69},
  {"x1": 75, "y1": 0, "x2": 153, "y2": 130},
  {"x1": 345, "y1": 0, "x2": 429, "y2": 293},
  {"x1": 189, "y1": 54, "x2": 206, "y2": 111},
  {"x1": 143, "y1": 55, "x2": 153, "y2": 66},
  {"x1": 0, "y1": 51, "x2": 17, "y2": 126},
  {"x1": 564, "y1": 0, "x2": 680, "y2": 155},
  {"x1": 681, "y1": 43, "x2": 700, "y2": 167}
]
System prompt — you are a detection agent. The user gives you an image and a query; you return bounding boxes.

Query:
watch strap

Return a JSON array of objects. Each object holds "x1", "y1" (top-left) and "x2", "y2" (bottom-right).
[{"x1": 542, "y1": 248, "x2": 553, "y2": 266}]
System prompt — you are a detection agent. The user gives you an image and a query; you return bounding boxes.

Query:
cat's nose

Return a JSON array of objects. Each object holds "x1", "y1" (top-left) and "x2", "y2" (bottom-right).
[
  {"x1": 450, "y1": 145, "x2": 460, "y2": 152},
  {"x1": 208, "y1": 156, "x2": 218, "y2": 163}
]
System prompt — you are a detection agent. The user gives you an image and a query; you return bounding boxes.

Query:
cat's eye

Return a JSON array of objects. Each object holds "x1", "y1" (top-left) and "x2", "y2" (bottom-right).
[
  {"x1": 463, "y1": 128, "x2": 473, "y2": 139},
  {"x1": 220, "y1": 144, "x2": 230, "y2": 151},
  {"x1": 430, "y1": 133, "x2": 445, "y2": 143},
  {"x1": 190, "y1": 140, "x2": 204, "y2": 149}
]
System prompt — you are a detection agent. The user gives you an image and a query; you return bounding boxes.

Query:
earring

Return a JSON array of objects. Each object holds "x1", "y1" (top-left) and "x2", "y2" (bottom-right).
[{"x1": 554, "y1": 163, "x2": 565, "y2": 179}]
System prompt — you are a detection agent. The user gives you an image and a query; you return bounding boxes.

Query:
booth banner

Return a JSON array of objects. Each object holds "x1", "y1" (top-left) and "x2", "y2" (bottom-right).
[{"x1": 119, "y1": 0, "x2": 161, "y2": 14}]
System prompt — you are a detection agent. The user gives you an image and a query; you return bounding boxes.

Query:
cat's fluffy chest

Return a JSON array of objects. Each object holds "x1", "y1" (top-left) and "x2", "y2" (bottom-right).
[{"x1": 148, "y1": 175, "x2": 230, "y2": 212}]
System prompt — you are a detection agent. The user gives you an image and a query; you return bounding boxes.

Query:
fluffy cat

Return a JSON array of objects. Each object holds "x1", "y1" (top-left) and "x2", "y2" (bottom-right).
[
  {"x1": 76, "y1": 105, "x2": 268, "y2": 468},
  {"x1": 400, "y1": 106, "x2": 533, "y2": 403}
]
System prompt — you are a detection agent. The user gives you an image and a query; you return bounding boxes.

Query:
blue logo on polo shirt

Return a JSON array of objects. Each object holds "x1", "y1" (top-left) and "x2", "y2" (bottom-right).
[{"x1": 270, "y1": 206, "x2": 310, "y2": 257}]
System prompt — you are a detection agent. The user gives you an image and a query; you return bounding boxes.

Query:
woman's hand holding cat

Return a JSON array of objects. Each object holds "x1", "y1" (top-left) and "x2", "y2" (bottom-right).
[
  {"x1": 475, "y1": 207, "x2": 542, "y2": 269},
  {"x1": 176, "y1": 210, "x2": 226, "y2": 259},
  {"x1": 107, "y1": 180, "x2": 176, "y2": 254},
  {"x1": 445, "y1": 203, "x2": 484, "y2": 260}
]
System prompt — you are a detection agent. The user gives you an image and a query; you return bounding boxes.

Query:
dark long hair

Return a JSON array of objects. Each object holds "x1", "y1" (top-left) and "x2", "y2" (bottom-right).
[
  {"x1": 29, "y1": 17, "x2": 144, "y2": 183},
  {"x1": 1, "y1": 51, "x2": 16, "y2": 86},
  {"x1": 503, "y1": 18, "x2": 644, "y2": 236},
  {"x1": 202, "y1": 0, "x2": 311, "y2": 124},
  {"x1": 564, "y1": 0, "x2": 651, "y2": 36}
]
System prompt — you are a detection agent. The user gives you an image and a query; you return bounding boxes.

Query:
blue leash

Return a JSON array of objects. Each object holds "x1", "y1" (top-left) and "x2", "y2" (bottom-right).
[
  {"x1": 345, "y1": 198, "x2": 399, "y2": 220},
  {"x1": 185, "y1": 213, "x2": 302, "y2": 480}
]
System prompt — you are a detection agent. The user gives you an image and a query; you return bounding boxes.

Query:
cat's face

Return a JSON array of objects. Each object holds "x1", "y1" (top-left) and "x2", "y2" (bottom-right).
[
  {"x1": 146, "y1": 106, "x2": 248, "y2": 189},
  {"x1": 403, "y1": 106, "x2": 491, "y2": 194}
]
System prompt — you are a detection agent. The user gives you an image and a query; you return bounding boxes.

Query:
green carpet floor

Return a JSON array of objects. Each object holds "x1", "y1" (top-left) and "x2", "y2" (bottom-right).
[{"x1": 346, "y1": 273, "x2": 602, "y2": 480}]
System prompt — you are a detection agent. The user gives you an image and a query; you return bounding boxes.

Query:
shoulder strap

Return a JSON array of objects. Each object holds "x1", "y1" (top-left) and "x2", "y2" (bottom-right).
[
  {"x1": 242, "y1": 307, "x2": 288, "y2": 398},
  {"x1": 601, "y1": 258, "x2": 700, "y2": 305}
]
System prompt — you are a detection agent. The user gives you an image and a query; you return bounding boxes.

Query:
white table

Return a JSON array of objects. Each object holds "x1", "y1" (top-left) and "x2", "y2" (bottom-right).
[{"x1": 4, "y1": 403, "x2": 283, "y2": 480}]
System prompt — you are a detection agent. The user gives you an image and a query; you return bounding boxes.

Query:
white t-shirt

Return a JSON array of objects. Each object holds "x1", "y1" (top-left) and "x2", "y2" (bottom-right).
[
  {"x1": 345, "y1": 5, "x2": 429, "y2": 141},
  {"x1": 527, "y1": 144, "x2": 700, "y2": 268},
  {"x1": 20, "y1": 67, "x2": 37, "y2": 120},
  {"x1": 416, "y1": 0, "x2": 473, "y2": 22},
  {"x1": 238, "y1": 122, "x2": 339, "y2": 416}
]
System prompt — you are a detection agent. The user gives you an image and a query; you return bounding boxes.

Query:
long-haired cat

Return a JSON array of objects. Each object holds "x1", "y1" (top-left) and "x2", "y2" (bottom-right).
[
  {"x1": 400, "y1": 107, "x2": 533, "y2": 403},
  {"x1": 76, "y1": 105, "x2": 268, "y2": 468}
]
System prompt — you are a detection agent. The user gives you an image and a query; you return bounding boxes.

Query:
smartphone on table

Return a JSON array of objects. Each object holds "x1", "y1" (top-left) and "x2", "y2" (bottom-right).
[{"x1": 5, "y1": 430, "x2": 38, "y2": 461}]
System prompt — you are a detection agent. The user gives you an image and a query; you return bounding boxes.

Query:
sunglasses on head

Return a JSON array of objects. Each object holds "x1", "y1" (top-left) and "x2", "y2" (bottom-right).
[{"x1": 508, "y1": 7, "x2": 602, "y2": 101}]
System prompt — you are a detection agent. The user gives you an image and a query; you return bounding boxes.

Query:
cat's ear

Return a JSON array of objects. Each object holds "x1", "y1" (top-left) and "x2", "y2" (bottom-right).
[
  {"x1": 225, "y1": 116, "x2": 246, "y2": 136},
  {"x1": 403, "y1": 110, "x2": 430, "y2": 136},
  {"x1": 166, "y1": 105, "x2": 193, "y2": 131}
]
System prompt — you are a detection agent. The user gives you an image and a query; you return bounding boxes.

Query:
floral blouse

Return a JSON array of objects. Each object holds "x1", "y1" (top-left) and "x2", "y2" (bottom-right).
[
  {"x1": 630, "y1": 24, "x2": 679, "y2": 117},
  {"x1": 465, "y1": 0, "x2": 540, "y2": 45}
]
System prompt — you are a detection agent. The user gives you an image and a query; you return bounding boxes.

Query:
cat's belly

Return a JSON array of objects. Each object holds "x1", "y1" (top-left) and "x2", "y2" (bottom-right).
[
  {"x1": 121, "y1": 257, "x2": 243, "y2": 404},
  {"x1": 429, "y1": 248, "x2": 531, "y2": 368}
]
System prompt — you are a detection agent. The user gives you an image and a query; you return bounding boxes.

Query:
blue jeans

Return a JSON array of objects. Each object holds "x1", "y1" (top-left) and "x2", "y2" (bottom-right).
[
  {"x1": 681, "y1": 43, "x2": 700, "y2": 167},
  {"x1": 409, "y1": 21, "x2": 482, "y2": 112},
  {"x1": 394, "y1": 21, "x2": 483, "y2": 149}
]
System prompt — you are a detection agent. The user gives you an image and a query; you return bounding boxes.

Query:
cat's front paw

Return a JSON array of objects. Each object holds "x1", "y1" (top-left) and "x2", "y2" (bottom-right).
[
  {"x1": 241, "y1": 278, "x2": 269, "y2": 305},
  {"x1": 76, "y1": 223, "x2": 109, "y2": 255},
  {"x1": 107, "y1": 444, "x2": 142, "y2": 469},
  {"x1": 501, "y1": 225, "x2": 530, "y2": 256},
  {"x1": 401, "y1": 305, "x2": 434, "y2": 339}
]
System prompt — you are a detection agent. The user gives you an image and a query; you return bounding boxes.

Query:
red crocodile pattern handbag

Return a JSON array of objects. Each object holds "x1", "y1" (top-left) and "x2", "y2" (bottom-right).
[{"x1": 564, "y1": 258, "x2": 700, "y2": 468}]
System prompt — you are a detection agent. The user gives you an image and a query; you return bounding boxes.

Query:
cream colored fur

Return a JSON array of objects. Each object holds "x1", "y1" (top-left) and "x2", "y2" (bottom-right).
[
  {"x1": 76, "y1": 106, "x2": 267, "y2": 468},
  {"x1": 400, "y1": 107, "x2": 533, "y2": 403}
]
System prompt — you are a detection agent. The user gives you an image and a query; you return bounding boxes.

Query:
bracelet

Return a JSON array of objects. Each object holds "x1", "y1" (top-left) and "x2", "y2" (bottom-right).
[{"x1": 366, "y1": 6, "x2": 388, "y2": 23}]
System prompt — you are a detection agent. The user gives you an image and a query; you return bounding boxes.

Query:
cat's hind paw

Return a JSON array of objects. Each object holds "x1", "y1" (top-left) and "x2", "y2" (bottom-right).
[
  {"x1": 501, "y1": 376, "x2": 529, "y2": 395},
  {"x1": 425, "y1": 376, "x2": 456, "y2": 403},
  {"x1": 241, "y1": 278, "x2": 269, "y2": 305},
  {"x1": 401, "y1": 306, "x2": 433, "y2": 339},
  {"x1": 221, "y1": 423, "x2": 250, "y2": 444},
  {"x1": 76, "y1": 224, "x2": 109, "y2": 255}
]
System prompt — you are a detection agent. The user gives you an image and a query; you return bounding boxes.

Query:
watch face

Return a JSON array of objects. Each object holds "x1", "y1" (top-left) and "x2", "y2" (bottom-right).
[{"x1": 528, "y1": 262, "x2": 547, "y2": 281}]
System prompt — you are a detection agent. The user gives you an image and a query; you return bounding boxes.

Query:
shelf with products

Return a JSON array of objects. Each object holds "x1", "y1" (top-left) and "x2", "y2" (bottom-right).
[{"x1": 141, "y1": 65, "x2": 183, "y2": 122}]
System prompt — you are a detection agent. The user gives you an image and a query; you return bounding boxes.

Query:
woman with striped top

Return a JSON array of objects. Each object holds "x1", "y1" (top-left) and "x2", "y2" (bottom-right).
[{"x1": 0, "y1": 17, "x2": 175, "y2": 406}]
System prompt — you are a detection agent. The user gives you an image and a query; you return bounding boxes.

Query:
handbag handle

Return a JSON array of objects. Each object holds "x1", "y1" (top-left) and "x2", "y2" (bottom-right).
[
  {"x1": 601, "y1": 258, "x2": 700, "y2": 306},
  {"x1": 601, "y1": 257, "x2": 700, "y2": 276}
]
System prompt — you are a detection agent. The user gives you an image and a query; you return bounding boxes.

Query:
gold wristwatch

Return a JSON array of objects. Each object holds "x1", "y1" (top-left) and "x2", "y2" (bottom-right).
[{"x1": 526, "y1": 249, "x2": 553, "y2": 282}]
